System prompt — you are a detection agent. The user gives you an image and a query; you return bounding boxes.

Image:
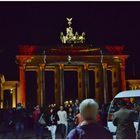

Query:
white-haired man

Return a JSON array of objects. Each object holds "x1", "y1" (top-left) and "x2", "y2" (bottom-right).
[{"x1": 67, "y1": 99, "x2": 113, "y2": 139}]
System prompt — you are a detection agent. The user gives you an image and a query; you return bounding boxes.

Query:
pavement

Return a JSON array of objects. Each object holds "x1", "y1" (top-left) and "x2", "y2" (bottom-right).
[
  {"x1": 0, "y1": 127, "x2": 66, "y2": 139},
  {"x1": 0, "y1": 128, "x2": 52, "y2": 139}
]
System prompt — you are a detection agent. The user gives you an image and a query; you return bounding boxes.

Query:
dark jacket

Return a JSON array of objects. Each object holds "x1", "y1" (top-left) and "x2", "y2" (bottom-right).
[
  {"x1": 47, "y1": 112, "x2": 59, "y2": 126},
  {"x1": 14, "y1": 107, "x2": 25, "y2": 123},
  {"x1": 67, "y1": 113, "x2": 75, "y2": 123},
  {"x1": 113, "y1": 108, "x2": 137, "y2": 139},
  {"x1": 67, "y1": 122, "x2": 113, "y2": 139}
]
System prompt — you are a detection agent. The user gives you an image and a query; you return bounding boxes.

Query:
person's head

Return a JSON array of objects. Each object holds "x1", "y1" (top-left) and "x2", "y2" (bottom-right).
[
  {"x1": 17, "y1": 103, "x2": 22, "y2": 107},
  {"x1": 79, "y1": 99, "x2": 99, "y2": 121},
  {"x1": 68, "y1": 107, "x2": 73, "y2": 113},
  {"x1": 60, "y1": 105, "x2": 64, "y2": 111},
  {"x1": 34, "y1": 105, "x2": 40, "y2": 111},
  {"x1": 16, "y1": 103, "x2": 22, "y2": 110},
  {"x1": 75, "y1": 99, "x2": 79, "y2": 105}
]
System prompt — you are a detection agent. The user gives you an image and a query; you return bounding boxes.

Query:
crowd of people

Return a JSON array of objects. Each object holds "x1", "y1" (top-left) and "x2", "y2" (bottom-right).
[
  {"x1": 0, "y1": 98, "x2": 139, "y2": 139},
  {"x1": 30, "y1": 99, "x2": 109, "y2": 139},
  {"x1": 0, "y1": 99, "x2": 110, "y2": 139}
]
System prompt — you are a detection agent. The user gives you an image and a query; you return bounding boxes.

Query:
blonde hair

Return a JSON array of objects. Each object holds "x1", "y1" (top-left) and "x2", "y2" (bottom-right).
[{"x1": 79, "y1": 99, "x2": 99, "y2": 120}]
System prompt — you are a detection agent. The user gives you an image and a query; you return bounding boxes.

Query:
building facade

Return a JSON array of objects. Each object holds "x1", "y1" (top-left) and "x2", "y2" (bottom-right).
[{"x1": 16, "y1": 45, "x2": 128, "y2": 108}]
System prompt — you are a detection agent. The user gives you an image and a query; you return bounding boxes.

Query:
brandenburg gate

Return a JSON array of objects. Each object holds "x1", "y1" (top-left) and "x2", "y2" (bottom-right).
[{"x1": 16, "y1": 18, "x2": 128, "y2": 108}]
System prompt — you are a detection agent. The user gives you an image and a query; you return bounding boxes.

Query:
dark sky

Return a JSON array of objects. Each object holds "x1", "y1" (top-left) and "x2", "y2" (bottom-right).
[{"x1": 0, "y1": 1, "x2": 140, "y2": 81}]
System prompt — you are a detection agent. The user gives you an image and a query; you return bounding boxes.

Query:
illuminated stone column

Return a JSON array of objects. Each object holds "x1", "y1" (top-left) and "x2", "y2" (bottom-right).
[
  {"x1": 84, "y1": 64, "x2": 89, "y2": 98},
  {"x1": 36, "y1": 67, "x2": 42, "y2": 107},
  {"x1": 54, "y1": 66, "x2": 61, "y2": 106},
  {"x1": 39, "y1": 64, "x2": 46, "y2": 108},
  {"x1": 59, "y1": 64, "x2": 64, "y2": 105},
  {"x1": 19, "y1": 65, "x2": 26, "y2": 107},
  {"x1": 12, "y1": 89, "x2": 16, "y2": 108},
  {"x1": 94, "y1": 66, "x2": 101, "y2": 103},
  {"x1": 107, "y1": 67, "x2": 117, "y2": 100},
  {"x1": 17, "y1": 84, "x2": 20, "y2": 106},
  {"x1": 115, "y1": 62, "x2": 122, "y2": 92},
  {"x1": 78, "y1": 66, "x2": 84, "y2": 101},
  {"x1": 120, "y1": 62, "x2": 126, "y2": 91},
  {"x1": 95, "y1": 64, "x2": 104, "y2": 104},
  {"x1": 111, "y1": 66, "x2": 120, "y2": 98},
  {"x1": 102, "y1": 63, "x2": 108, "y2": 104}
]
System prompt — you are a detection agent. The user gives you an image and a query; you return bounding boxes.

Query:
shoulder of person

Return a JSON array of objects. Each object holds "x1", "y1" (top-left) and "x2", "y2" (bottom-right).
[
  {"x1": 67, "y1": 127, "x2": 82, "y2": 139},
  {"x1": 57, "y1": 110, "x2": 60, "y2": 113},
  {"x1": 113, "y1": 109, "x2": 120, "y2": 115},
  {"x1": 64, "y1": 110, "x2": 67, "y2": 113},
  {"x1": 130, "y1": 110, "x2": 138, "y2": 116}
]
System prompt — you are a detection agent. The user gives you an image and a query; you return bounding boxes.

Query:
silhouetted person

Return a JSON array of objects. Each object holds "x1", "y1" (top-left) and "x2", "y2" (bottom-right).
[
  {"x1": 3, "y1": 108, "x2": 14, "y2": 138},
  {"x1": 73, "y1": 99, "x2": 80, "y2": 116},
  {"x1": 32, "y1": 105, "x2": 44, "y2": 138},
  {"x1": 67, "y1": 107, "x2": 75, "y2": 134},
  {"x1": 57, "y1": 105, "x2": 67, "y2": 139},
  {"x1": 113, "y1": 101, "x2": 137, "y2": 139},
  {"x1": 47, "y1": 108, "x2": 59, "y2": 139},
  {"x1": 14, "y1": 103, "x2": 25, "y2": 138}
]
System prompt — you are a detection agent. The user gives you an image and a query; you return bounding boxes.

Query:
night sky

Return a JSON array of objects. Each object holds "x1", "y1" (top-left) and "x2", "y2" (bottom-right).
[{"x1": 0, "y1": 2, "x2": 140, "y2": 81}]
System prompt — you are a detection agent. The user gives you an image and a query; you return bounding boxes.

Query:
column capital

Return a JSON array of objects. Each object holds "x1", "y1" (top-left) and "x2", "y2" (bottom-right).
[
  {"x1": 16, "y1": 56, "x2": 33, "y2": 66},
  {"x1": 59, "y1": 64, "x2": 64, "y2": 70},
  {"x1": 94, "y1": 66, "x2": 98, "y2": 72},
  {"x1": 19, "y1": 64, "x2": 26, "y2": 70},
  {"x1": 119, "y1": 57, "x2": 126, "y2": 67},
  {"x1": 102, "y1": 63, "x2": 107, "y2": 68},
  {"x1": 120, "y1": 62, "x2": 125, "y2": 68},
  {"x1": 84, "y1": 63, "x2": 89, "y2": 70},
  {"x1": 39, "y1": 64, "x2": 46, "y2": 70}
]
